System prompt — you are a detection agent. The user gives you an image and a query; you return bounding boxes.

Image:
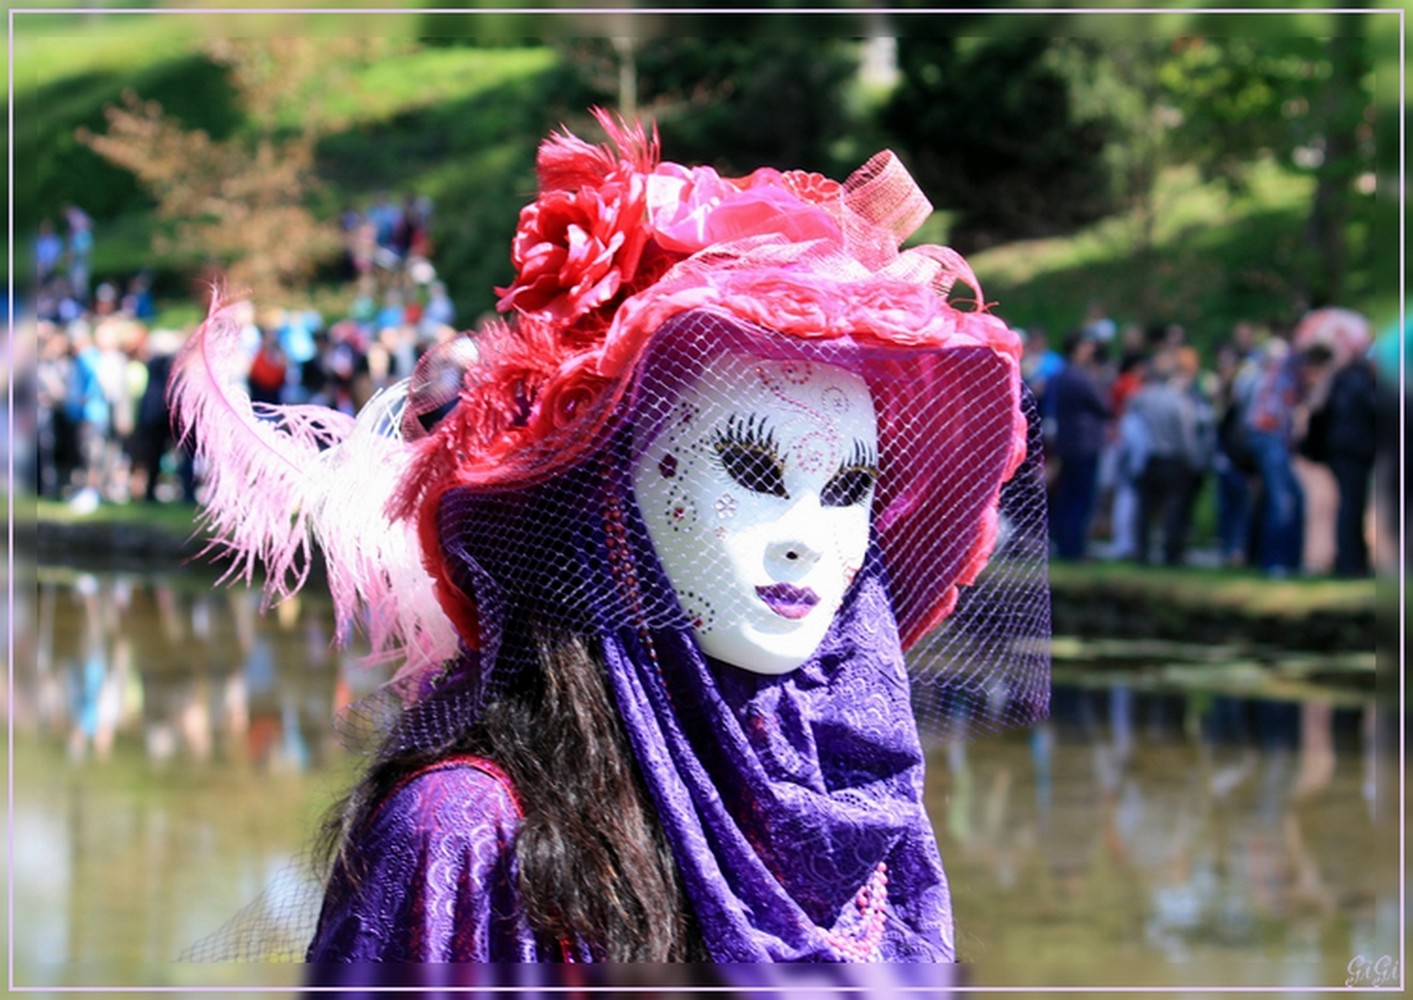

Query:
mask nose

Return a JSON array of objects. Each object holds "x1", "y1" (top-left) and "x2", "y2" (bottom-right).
[{"x1": 766, "y1": 537, "x2": 821, "y2": 572}]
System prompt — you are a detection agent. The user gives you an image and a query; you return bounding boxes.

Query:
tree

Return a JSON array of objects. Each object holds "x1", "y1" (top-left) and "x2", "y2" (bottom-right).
[
  {"x1": 1059, "y1": 38, "x2": 1189, "y2": 318},
  {"x1": 881, "y1": 36, "x2": 1120, "y2": 251},
  {"x1": 75, "y1": 39, "x2": 380, "y2": 303},
  {"x1": 1156, "y1": 26, "x2": 1374, "y2": 306},
  {"x1": 886, "y1": 27, "x2": 1374, "y2": 309},
  {"x1": 558, "y1": 36, "x2": 860, "y2": 177}
]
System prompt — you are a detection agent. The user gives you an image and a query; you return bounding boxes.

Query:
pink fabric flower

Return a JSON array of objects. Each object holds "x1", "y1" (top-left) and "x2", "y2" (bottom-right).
[
  {"x1": 647, "y1": 164, "x2": 842, "y2": 255},
  {"x1": 711, "y1": 271, "x2": 838, "y2": 339},
  {"x1": 497, "y1": 171, "x2": 648, "y2": 323},
  {"x1": 843, "y1": 282, "x2": 947, "y2": 348}
]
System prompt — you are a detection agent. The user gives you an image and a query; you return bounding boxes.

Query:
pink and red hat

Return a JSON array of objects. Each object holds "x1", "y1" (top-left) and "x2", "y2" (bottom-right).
[{"x1": 390, "y1": 110, "x2": 1029, "y2": 654}]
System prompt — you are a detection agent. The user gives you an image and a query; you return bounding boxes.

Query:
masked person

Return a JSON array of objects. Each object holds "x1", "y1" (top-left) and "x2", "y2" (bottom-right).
[{"x1": 171, "y1": 112, "x2": 1049, "y2": 965}]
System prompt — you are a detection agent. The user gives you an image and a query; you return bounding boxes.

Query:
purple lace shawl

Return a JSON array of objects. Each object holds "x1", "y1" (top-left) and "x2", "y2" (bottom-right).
[
  {"x1": 603, "y1": 554, "x2": 954, "y2": 961},
  {"x1": 307, "y1": 427, "x2": 954, "y2": 963}
]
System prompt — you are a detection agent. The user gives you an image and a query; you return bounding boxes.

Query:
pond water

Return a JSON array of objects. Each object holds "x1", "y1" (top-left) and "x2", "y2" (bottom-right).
[{"x1": 9, "y1": 567, "x2": 1401, "y2": 993}]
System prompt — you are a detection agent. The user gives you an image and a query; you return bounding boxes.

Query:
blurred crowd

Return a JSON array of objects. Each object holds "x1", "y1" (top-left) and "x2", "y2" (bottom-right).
[
  {"x1": 337, "y1": 191, "x2": 436, "y2": 283},
  {"x1": 21, "y1": 194, "x2": 462, "y2": 512},
  {"x1": 1029, "y1": 302, "x2": 1387, "y2": 579},
  {"x1": 18, "y1": 202, "x2": 1393, "y2": 584}
]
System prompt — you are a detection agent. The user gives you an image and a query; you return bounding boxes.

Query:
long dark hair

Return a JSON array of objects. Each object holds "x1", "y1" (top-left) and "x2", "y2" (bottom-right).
[{"x1": 316, "y1": 607, "x2": 704, "y2": 961}]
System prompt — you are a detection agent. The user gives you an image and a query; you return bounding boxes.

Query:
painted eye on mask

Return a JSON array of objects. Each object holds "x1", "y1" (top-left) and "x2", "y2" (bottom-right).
[
  {"x1": 820, "y1": 439, "x2": 879, "y2": 508},
  {"x1": 712, "y1": 414, "x2": 788, "y2": 498}
]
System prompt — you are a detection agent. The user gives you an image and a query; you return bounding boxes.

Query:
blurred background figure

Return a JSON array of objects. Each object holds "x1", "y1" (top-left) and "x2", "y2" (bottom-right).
[
  {"x1": 1241, "y1": 338, "x2": 1304, "y2": 578},
  {"x1": 62, "y1": 321, "x2": 110, "y2": 512},
  {"x1": 130, "y1": 330, "x2": 196, "y2": 504},
  {"x1": 247, "y1": 324, "x2": 289, "y2": 407},
  {"x1": 1021, "y1": 326, "x2": 1064, "y2": 407},
  {"x1": 1294, "y1": 309, "x2": 1376, "y2": 578},
  {"x1": 1212, "y1": 324, "x2": 1261, "y2": 567},
  {"x1": 35, "y1": 219, "x2": 64, "y2": 286},
  {"x1": 1291, "y1": 342, "x2": 1339, "y2": 575},
  {"x1": 1369, "y1": 320, "x2": 1405, "y2": 575},
  {"x1": 1048, "y1": 331, "x2": 1112, "y2": 561},
  {"x1": 63, "y1": 204, "x2": 94, "y2": 303},
  {"x1": 420, "y1": 280, "x2": 455, "y2": 339},
  {"x1": 1126, "y1": 350, "x2": 1201, "y2": 566},
  {"x1": 1107, "y1": 354, "x2": 1150, "y2": 562},
  {"x1": 1175, "y1": 346, "x2": 1217, "y2": 557}
]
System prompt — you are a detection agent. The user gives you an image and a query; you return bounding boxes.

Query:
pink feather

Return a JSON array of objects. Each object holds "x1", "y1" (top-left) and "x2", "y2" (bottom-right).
[
  {"x1": 169, "y1": 295, "x2": 460, "y2": 688},
  {"x1": 536, "y1": 107, "x2": 659, "y2": 192}
]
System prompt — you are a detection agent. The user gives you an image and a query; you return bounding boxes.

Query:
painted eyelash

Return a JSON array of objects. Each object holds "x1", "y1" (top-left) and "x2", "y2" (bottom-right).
[
  {"x1": 712, "y1": 413, "x2": 783, "y2": 459},
  {"x1": 842, "y1": 439, "x2": 879, "y2": 475}
]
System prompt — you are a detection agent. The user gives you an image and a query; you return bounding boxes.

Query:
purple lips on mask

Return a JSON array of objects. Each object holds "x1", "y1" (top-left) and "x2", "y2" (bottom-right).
[{"x1": 755, "y1": 583, "x2": 821, "y2": 620}]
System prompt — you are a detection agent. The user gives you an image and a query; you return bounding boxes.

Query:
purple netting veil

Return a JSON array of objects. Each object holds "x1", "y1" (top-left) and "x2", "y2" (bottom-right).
[{"x1": 384, "y1": 309, "x2": 1048, "y2": 759}]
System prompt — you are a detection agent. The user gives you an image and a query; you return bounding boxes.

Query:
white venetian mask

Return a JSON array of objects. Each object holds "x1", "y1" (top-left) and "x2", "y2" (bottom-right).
[{"x1": 631, "y1": 354, "x2": 878, "y2": 674}]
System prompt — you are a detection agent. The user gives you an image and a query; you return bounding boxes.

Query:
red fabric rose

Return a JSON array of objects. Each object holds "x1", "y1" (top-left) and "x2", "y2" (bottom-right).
[
  {"x1": 496, "y1": 169, "x2": 648, "y2": 324},
  {"x1": 532, "y1": 351, "x2": 613, "y2": 436}
]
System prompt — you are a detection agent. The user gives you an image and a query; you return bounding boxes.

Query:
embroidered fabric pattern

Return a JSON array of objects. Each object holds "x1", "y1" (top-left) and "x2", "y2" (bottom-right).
[{"x1": 306, "y1": 756, "x2": 545, "y2": 962}]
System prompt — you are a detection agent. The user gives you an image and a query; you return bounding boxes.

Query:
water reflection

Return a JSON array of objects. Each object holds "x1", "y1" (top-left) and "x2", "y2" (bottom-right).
[
  {"x1": 24, "y1": 567, "x2": 376, "y2": 772},
  {"x1": 12, "y1": 570, "x2": 1399, "y2": 991},
  {"x1": 935, "y1": 683, "x2": 1398, "y2": 987},
  {"x1": 15, "y1": 569, "x2": 380, "y2": 987}
]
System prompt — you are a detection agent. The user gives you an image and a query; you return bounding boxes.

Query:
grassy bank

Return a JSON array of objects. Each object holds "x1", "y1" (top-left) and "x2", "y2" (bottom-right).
[
  {"x1": 33, "y1": 496, "x2": 204, "y2": 536},
  {"x1": 1046, "y1": 560, "x2": 1374, "y2": 622},
  {"x1": 1046, "y1": 559, "x2": 1376, "y2": 655},
  {"x1": 33, "y1": 498, "x2": 1376, "y2": 653},
  {"x1": 19, "y1": 29, "x2": 582, "y2": 324},
  {"x1": 972, "y1": 159, "x2": 1336, "y2": 345}
]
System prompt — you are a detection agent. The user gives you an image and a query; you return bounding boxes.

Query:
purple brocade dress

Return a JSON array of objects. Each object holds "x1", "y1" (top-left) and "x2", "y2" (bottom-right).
[
  {"x1": 306, "y1": 756, "x2": 555, "y2": 962},
  {"x1": 304, "y1": 557, "x2": 956, "y2": 965}
]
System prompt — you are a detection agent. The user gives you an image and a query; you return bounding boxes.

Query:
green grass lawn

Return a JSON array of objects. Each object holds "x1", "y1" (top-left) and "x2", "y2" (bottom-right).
[
  {"x1": 15, "y1": 22, "x2": 572, "y2": 322},
  {"x1": 17, "y1": 17, "x2": 1372, "y2": 343},
  {"x1": 33, "y1": 496, "x2": 204, "y2": 536},
  {"x1": 971, "y1": 159, "x2": 1331, "y2": 348}
]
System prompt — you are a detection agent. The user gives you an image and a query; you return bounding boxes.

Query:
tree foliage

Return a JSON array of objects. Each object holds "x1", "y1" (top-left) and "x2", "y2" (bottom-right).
[
  {"x1": 881, "y1": 28, "x2": 1373, "y2": 305},
  {"x1": 881, "y1": 36, "x2": 1119, "y2": 251},
  {"x1": 51, "y1": 27, "x2": 1375, "y2": 324},
  {"x1": 558, "y1": 36, "x2": 859, "y2": 177},
  {"x1": 1154, "y1": 29, "x2": 1374, "y2": 305},
  {"x1": 32, "y1": 53, "x2": 241, "y2": 221}
]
